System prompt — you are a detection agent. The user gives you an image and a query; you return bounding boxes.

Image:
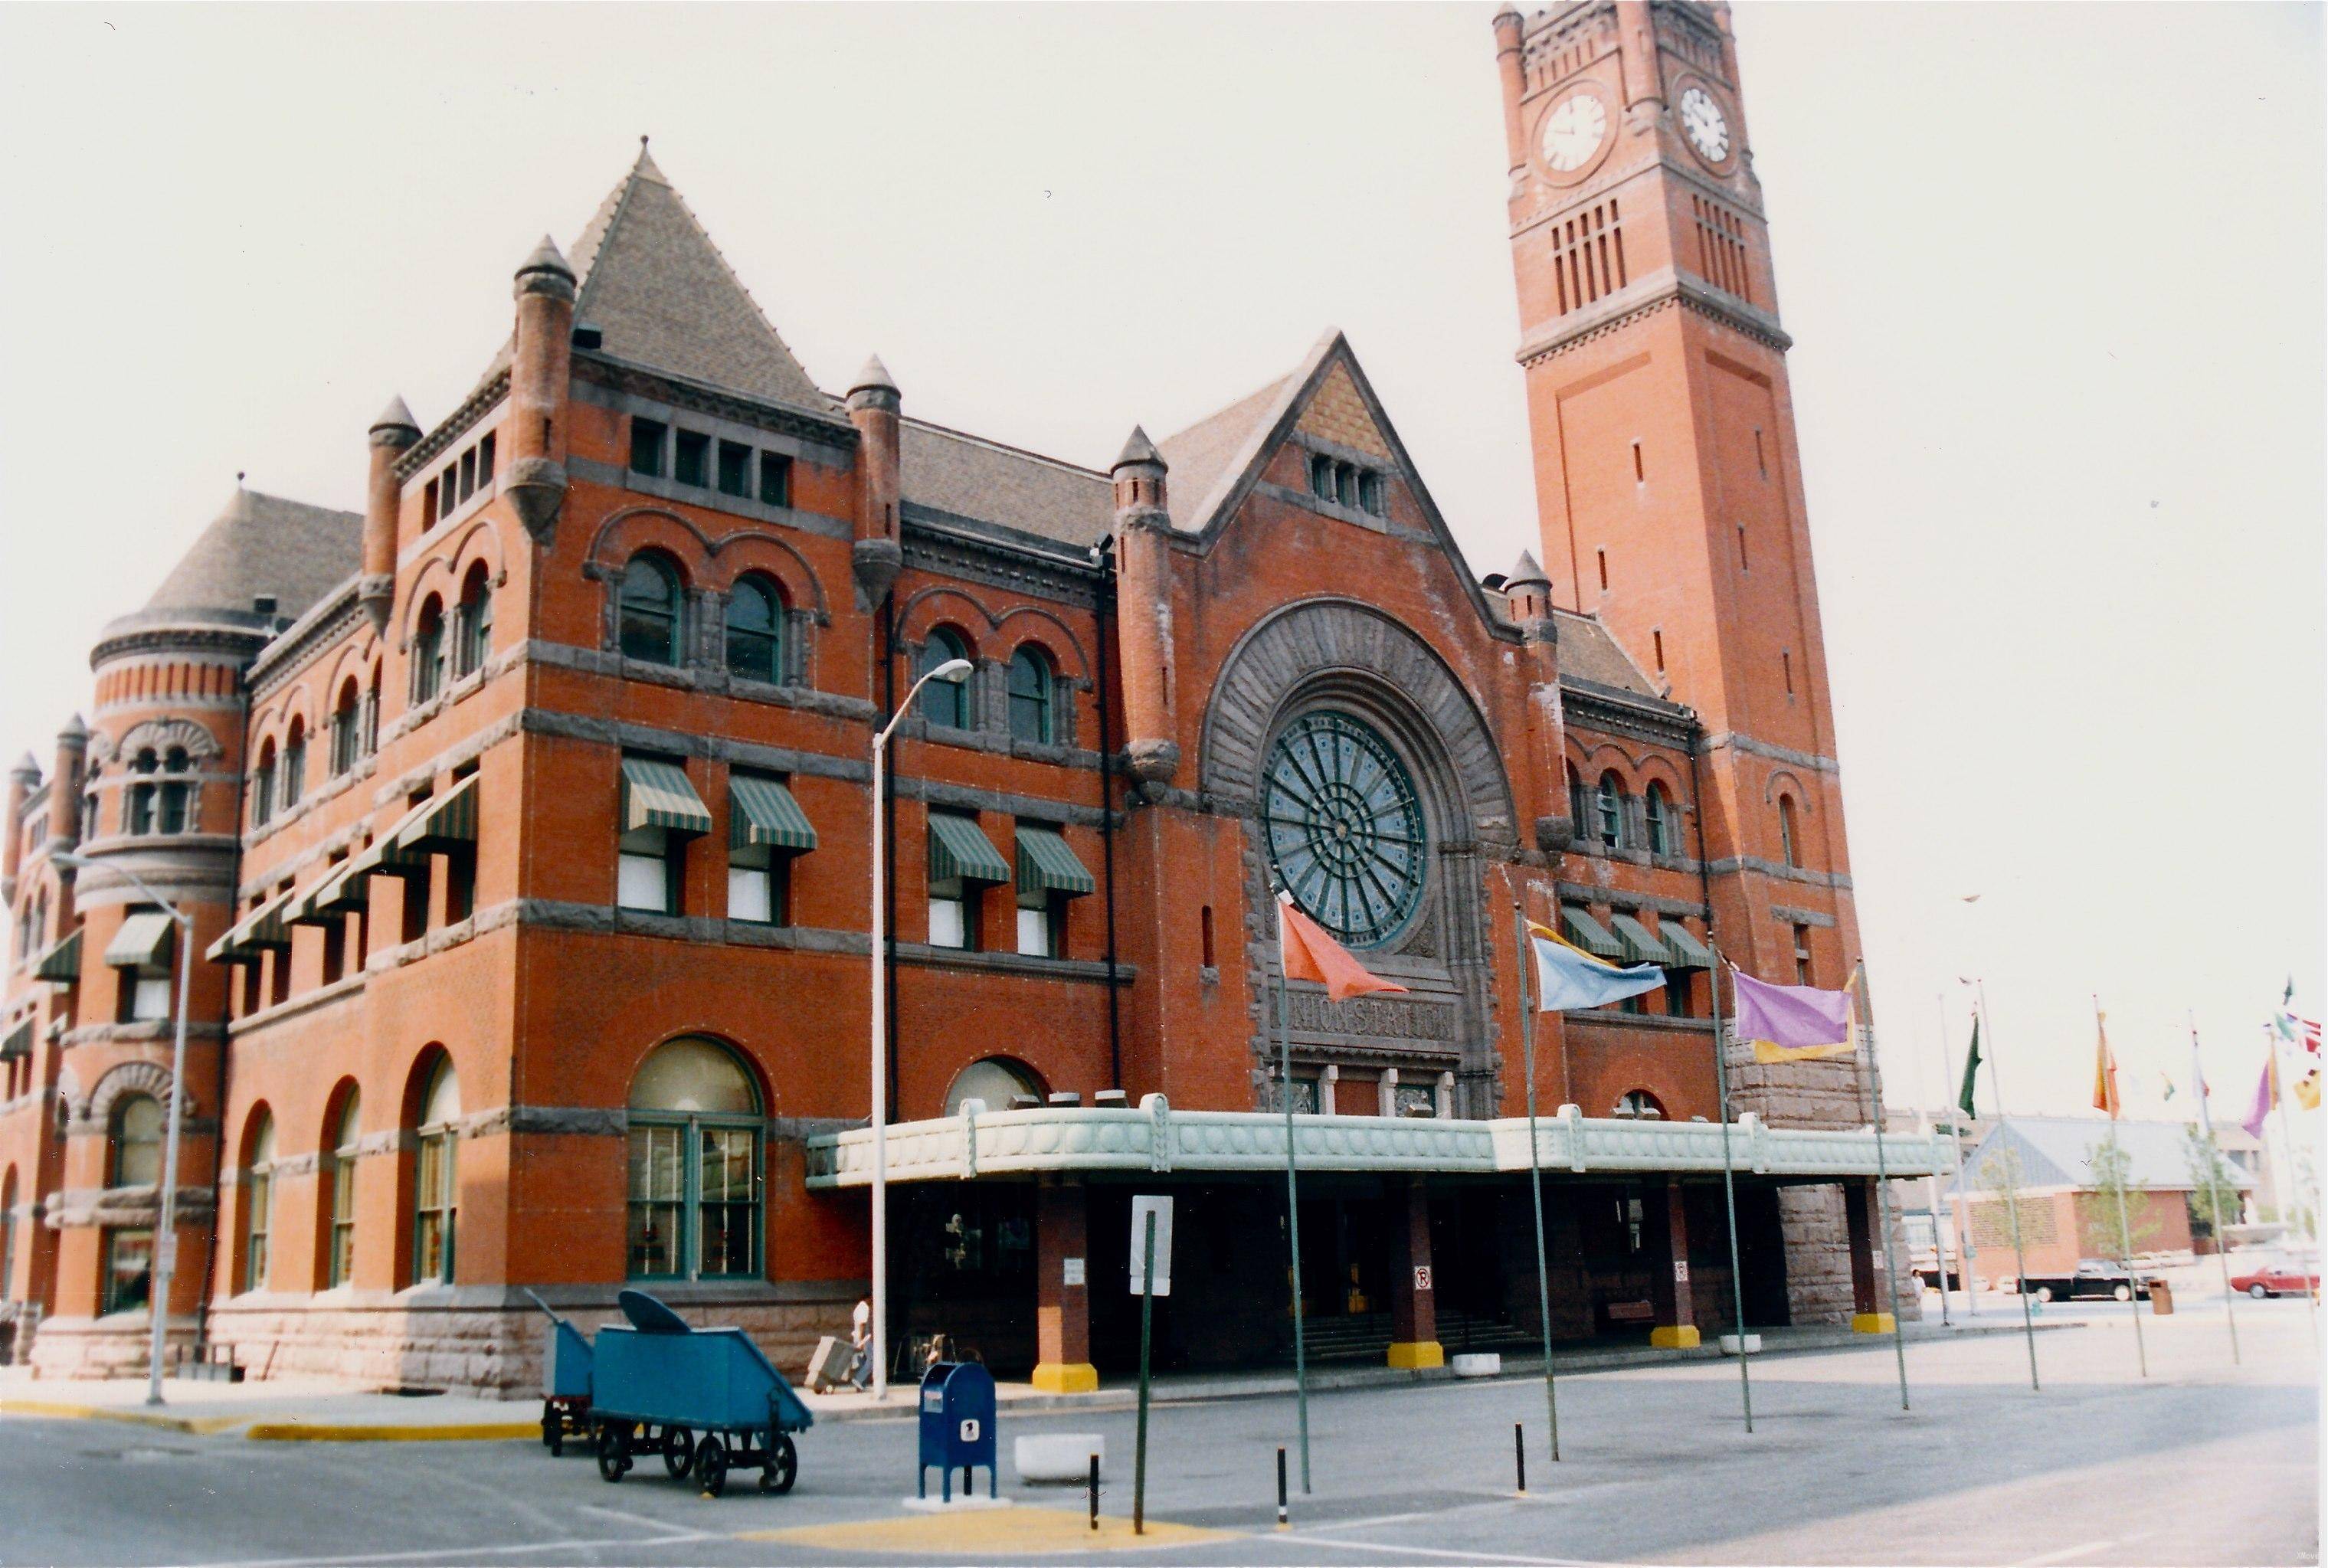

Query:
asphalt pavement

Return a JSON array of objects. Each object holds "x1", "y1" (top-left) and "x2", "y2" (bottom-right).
[{"x1": 1, "y1": 1296, "x2": 2314, "y2": 1567}]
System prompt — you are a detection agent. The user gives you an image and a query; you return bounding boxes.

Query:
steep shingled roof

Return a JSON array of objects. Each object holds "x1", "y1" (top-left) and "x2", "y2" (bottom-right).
[
  {"x1": 900, "y1": 419, "x2": 1113, "y2": 547},
  {"x1": 1154, "y1": 374, "x2": 1289, "y2": 534},
  {"x1": 134, "y1": 489, "x2": 362, "y2": 624},
  {"x1": 1551, "y1": 609, "x2": 1661, "y2": 699}
]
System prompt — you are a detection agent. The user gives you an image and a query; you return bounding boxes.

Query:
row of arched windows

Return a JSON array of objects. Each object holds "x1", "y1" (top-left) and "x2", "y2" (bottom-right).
[
  {"x1": 253, "y1": 673, "x2": 383, "y2": 830},
  {"x1": 1570, "y1": 768, "x2": 1682, "y2": 857},
  {"x1": 411, "y1": 563, "x2": 494, "y2": 705},
  {"x1": 917, "y1": 630, "x2": 1060, "y2": 745},
  {"x1": 618, "y1": 554, "x2": 792, "y2": 685}
]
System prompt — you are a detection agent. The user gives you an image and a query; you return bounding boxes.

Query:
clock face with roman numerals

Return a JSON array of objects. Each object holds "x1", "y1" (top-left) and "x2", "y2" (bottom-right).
[
  {"x1": 1539, "y1": 92, "x2": 1609, "y2": 174},
  {"x1": 1262, "y1": 712, "x2": 1426, "y2": 950},
  {"x1": 1680, "y1": 85, "x2": 1731, "y2": 164}
]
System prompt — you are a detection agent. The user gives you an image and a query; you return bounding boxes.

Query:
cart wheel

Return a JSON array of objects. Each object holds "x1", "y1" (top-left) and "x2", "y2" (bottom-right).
[
  {"x1": 662, "y1": 1426, "x2": 696, "y2": 1478},
  {"x1": 759, "y1": 1432, "x2": 797, "y2": 1494},
  {"x1": 2113, "y1": 1283, "x2": 2133, "y2": 1302},
  {"x1": 696, "y1": 1435, "x2": 729, "y2": 1498},
  {"x1": 542, "y1": 1409, "x2": 564, "y2": 1457},
  {"x1": 594, "y1": 1423, "x2": 630, "y2": 1483}
]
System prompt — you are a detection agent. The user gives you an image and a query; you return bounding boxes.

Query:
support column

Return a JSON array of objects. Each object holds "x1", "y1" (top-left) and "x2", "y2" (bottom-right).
[
  {"x1": 1386, "y1": 1177, "x2": 1443, "y2": 1368},
  {"x1": 1844, "y1": 1179, "x2": 1892, "y2": 1333},
  {"x1": 1650, "y1": 1178, "x2": 1700, "y2": 1348},
  {"x1": 1032, "y1": 1178, "x2": 1098, "y2": 1392}
]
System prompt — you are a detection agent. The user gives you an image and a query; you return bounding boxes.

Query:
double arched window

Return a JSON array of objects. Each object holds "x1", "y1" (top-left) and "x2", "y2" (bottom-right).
[
  {"x1": 326, "y1": 1089, "x2": 361, "y2": 1288},
  {"x1": 725, "y1": 575, "x2": 784, "y2": 685},
  {"x1": 627, "y1": 1037, "x2": 761, "y2": 1281},
  {"x1": 411, "y1": 1059, "x2": 460, "y2": 1285},
  {"x1": 1645, "y1": 783, "x2": 1675, "y2": 858},
  {"x1": 918, "y1": 629, "x2": 971, "y2": 728},
  {"x1": 241, "y1": 1111, "x2": 274, "y2": 1294},
  {"x1": 159, "y1": 747, "x2": 192, "y2": 834},
  {"x1": 1595, "y1": 772, "x2": 1626, "y2": 849},
  {"x1": 619, "y1": 555, "x2": 683, "y2": 666},
  {"x1": 1007, "y1": 646, "x2": 1055, "y2": 745},
  {"x1": 453, "y1": 564, "x2": 493, "y2": 679},
  {"x1": 411, "y1": 599, "x2": 447, "y2": 704}
]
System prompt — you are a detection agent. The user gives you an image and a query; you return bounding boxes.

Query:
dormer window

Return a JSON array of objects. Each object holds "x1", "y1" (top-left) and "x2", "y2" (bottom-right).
[{"x1": 1307, "y1": 453, "x2": 1387, "y2": 519}]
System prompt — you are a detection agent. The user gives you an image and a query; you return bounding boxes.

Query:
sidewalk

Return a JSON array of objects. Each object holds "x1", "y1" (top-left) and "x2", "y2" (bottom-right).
[{"x1": 0, "y1": 1308, "x2": 2065, "y2": 1442}]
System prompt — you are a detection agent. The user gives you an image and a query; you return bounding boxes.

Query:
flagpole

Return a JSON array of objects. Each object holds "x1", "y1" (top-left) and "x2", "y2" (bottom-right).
[
  {"x1": 2262, "y1": 1019, "x2": 2318, "y2": 1339},
  {"x1": 1513, "y1": 901, "x2": 1562, "y2": 1462},
  {"x1": 1275, "y1": 905, "x2": 1312, "y2": 1494},
  {"x1": 1975, "y1": 980, "x2": 2041, "y2": 1391},
  {"x1": 1937, "y1": 993, "x2": 1974, "y2": 1319},
  {"x1": 2094, "y1": 994, "x2": 2147, "y2": 1378},
  {"x1": 1920, "y1": 1108, "x2": 1950, "y2": 1327},
  {"x1": 2189, "y1": 1013, "x2": 2241, "y2": 1366},
  {"x1": 1851, "y1": 963, "x2": 1911, "y2": 1411},
  {"x1": 1705, "y1": 944, "x2": 1753, "y2": 1432}
]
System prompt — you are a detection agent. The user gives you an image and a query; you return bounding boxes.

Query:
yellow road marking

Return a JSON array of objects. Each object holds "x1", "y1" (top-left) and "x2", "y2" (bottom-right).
[
  {"x1": 739, "y1": 1510, "x2": 1231, "y2": 1554},
  {"x1": 244, "y1": 1420, "x2": 539, "y2": 1442},
  {"x1": 0, "y1": 1399, "x2": 245, "y2": 1435}
]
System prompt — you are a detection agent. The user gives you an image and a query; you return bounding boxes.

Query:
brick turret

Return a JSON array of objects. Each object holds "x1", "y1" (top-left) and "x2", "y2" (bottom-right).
[
  {"x1": 846, "y1": 355, "x2": 903, "y2": 608},
  {"x1": 1502, "y1": 552, "x2": 1569, "y2": 852},
  {"x1": 3, "y1": 752, "x2": 37, "y2": 900},
  {"x1": 506, "y1": 236, "x2": 576, "y2": 546},
  {"x1": 47, "y1": 715, "x2": 86, "y2": 847},
  {"x1": 361, "y1": 396, "x2": 421, "y2": 633},
  {"x1": 1108, "y1": 427, "x2": 1178, "y2": 788}
]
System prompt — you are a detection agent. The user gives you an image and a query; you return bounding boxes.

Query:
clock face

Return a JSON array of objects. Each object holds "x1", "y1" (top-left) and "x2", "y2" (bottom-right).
[
  {"x1": 1680, "y1": 86, "x2": 1730, "y2": 164},
  {"x1": 1538, "y1": 93, "x2": 1609, "y2": 175},
  {"x1": 1262, "y1": 712, "x2": 1426, "y2": 950}
]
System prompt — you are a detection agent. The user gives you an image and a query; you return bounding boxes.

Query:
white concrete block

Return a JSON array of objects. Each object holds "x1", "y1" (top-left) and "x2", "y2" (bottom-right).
[
  {"x1": 1013, "y1": 1432, "x2": 1105, "y2": 1483},
  {"x1": 1449, "y1": 1353, "x2": 1502, "y2": 1378},
  {"x1": 1718, "y1": 1333, "x2": 1762, "y2": 1354}
]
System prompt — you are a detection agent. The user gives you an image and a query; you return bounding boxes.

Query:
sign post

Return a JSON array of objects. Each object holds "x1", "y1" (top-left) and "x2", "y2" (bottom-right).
[{"x1": 1130, "y1": 1195, "x2": 1172, "y2": 1536}]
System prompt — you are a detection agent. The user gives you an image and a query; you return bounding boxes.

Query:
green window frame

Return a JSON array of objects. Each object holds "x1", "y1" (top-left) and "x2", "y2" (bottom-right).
[
  {"x1": 626, "y1": 1038, "x2": 763, "y2": 1282},
  {"x1": 1007, "y1": 646, "x2": 1053, "y2": 744},
  {"x1": 327, "y1": 1095, "x2": 360, "y2": 1289}
]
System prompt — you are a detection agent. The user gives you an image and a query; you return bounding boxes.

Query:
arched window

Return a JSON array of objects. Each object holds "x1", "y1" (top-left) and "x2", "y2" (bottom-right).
[
  {"x1": 1645, "y1": 783, "x2": 1675, "y2": 858},
  {"x1": 126, "y1": 748, "x2": 158, "y2": 836},
  {"x1": 918, "y1": 629, "x2": 971, "y2": 728},
  {"x1": 453, "y1": 564, "x2": 493, "y2": 679},
  {"x1": 618, "y1": 555, "x2": 683, "y2": 666},
  {"x1": 941, "y1": 1057, "x2": 1043, "y2": 1117},
  {"x1": 411, "y1": 1059, "x2": 460, "y2": 1285},
  {"x1": 241, "y1": 1111, "x2": 274, "y2": 1294},
  {"x1": 1007, "y1": 646, "x2": 1054, "y2": 745},
  {"x1": 1778, "y1": 796, "x2": 1800, "y2": 869},
  {"x1": 1, "y1": 1167, "x2": 18, "y2": 1305},
  {"x1": 281, "y1": 721, "x2": 306, "y2": 813},
  {"x1": 627, "y1": 1037, "x2": 762, "y2": 1281},
  {"x1": 1596, "y1": 772, "x2": 1626, "y2": 849},
  {"x1": 411, "y1": 600, "x2": 447, "y2": 703},
  {"x1": 251, "y1": 741, "x2": 277, "y2": 829},
  {"x1": 325, "y1": 1089, "x2": 361, "y2": 1288},
  {"x1": 1613, "y1": 1089, "x2": 1665, "y2": 1120},
  {"x1": 330, "y1": 680, "x2": 362, "y2": 775},
  {"x1": 724, "y1": 575, "x2": 784, "y2": 685},
  {"x1": 364, "y1": 667, "x2": 381, "y2": 755},
  {"x1": 109, "y1": 1093, "x2": 163, "y2": 1187},
  {"x1": 157, "y1": 746, "x2": 193, "y2": 835}
]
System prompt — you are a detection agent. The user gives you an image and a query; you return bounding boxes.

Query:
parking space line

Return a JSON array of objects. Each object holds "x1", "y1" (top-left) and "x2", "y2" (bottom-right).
[
  {"x1": 2012, "y1": 1541, "x2": 2120, "y2": 1567},
  {"x1": 176, "y1": 1532, "x2": 716, "y2": 1568},
  {"x1": 1273, "y1": 1533, "x2": 1616, "y2": 1566}
]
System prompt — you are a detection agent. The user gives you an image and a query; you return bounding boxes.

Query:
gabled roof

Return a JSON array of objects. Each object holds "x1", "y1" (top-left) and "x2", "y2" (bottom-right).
[
  {"x1": 568, "y1": 144, "x2": 827, "y2": 412},
  {"x1": 120, "y1": 489, "x2": 362, "y2": 630},
  {"x1": 1155, "y1": 374, "x2": 1288, "y2": 534},
  {"x1": 1551, "y1": 609, "x2": 1662, "y2": 699},
  {"x1": 1952, "y1": 1116, "x2": 2257, "y2": 1197},
  {"x1": 899, "y1": 419, "x2": 1113, "y2": 548}
]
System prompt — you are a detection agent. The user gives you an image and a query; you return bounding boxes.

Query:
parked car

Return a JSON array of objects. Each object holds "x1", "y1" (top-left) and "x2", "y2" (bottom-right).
[
  {"x1": 2227, "y1": 1254, "x2": 2321, "y2": 1299},
  {"x1": 2012, "y1": 1259, "x2": 2150, "y2": 1303}
]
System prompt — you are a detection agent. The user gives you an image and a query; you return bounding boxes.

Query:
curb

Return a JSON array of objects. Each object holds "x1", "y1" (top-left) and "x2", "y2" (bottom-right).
[
  {"x1": 0, "y1": 1399, "x2": 247, "y2": 1435},
  {"x1": 244, "y1": 1421, "x2": 540, "y2": 1442}
]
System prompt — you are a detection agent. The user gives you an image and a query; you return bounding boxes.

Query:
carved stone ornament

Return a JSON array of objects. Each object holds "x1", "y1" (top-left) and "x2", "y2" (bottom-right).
[{"x1": 505, "y1": 457, "x2": 568, "y2": 548}]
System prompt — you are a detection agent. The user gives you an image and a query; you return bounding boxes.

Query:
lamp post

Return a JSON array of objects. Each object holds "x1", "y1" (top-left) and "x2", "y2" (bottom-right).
[
  {"x1": 55, "y1": 851, "x2": 193, "y2": 1407},
  {"x1": 866, "y1": 656, "x2": 972, "y2": 1402}
]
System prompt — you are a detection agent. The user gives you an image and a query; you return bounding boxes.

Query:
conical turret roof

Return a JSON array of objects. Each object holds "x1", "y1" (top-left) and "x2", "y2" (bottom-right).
[
  {"x1": 131, "y1": 489, "x2": 363, "y2": 623},
  {"x1": 1112, "y1": 425, "x2": 1164, "y2": 471},
  {"x1": 1505, "y1": 549, "x2": 1550, "y2": 588}
]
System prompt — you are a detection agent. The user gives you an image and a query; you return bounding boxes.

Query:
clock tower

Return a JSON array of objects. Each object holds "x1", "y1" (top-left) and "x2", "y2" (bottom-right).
[{"x1": 1495, "y1": 2, "x2": 1864, "y2": 1121}]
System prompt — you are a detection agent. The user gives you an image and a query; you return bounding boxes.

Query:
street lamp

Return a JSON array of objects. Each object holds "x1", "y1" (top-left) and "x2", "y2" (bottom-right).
[
  {"x1": 54, "y1": 850, "x2": 194, "y2": 1407},
  {"x1": 867, "y1": 655, "x2": 971, "y2": 1400}
]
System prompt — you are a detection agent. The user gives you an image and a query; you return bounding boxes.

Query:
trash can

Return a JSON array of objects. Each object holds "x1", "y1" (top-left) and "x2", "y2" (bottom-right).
[{"x1": 2150, "y1": 1279, "x2": 2173, "y2": 1315}]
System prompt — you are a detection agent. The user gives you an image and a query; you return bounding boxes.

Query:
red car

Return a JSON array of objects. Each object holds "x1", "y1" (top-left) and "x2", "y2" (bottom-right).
[{"x1": 2228, "y1": 1256, "x2": 2322, "y2": 1299}]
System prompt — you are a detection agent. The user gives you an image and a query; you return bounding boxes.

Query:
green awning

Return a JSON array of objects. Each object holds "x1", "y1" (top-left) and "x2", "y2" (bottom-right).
[
  {"x1": 2, "y1": 1018, "x2": 31, "y2": 1061},
  {"x1": 105, "y1": 909, "x2": 178, "y2": 971},
  {"x1": 1016, "y1": 825, "x2": 1095, "y2": 898},
  {"x1": 1560, "y1": 908, "x2": 1626, "y2": 962},
  {"x1": 928, "y1": 813, "x2": 1010, "y2": 886},
  {"x1": 396, "y1": 774, "x2": 479, "y2": 854},
  {"x1": 207, "y1": 888, "x2": 296, "y2": 964},
  {"x1": 730, "y1": 775, "x2": 817, "y2": 854},
  {"x1": 34, "y1": 928, "x2": 80, "y2": 983},
  {"x1": 1659, "y1": 922, "x2": 1714, "y2": 970},
  {"x1": 286, "y1": 864, "x2": 367, "y2": 928},
  {"x1": 1609, "y1": 913, "x2": 1672, "y2": 965},
  {"x1": 621, "y1": 757, "x2": 712, "y2": 837}
]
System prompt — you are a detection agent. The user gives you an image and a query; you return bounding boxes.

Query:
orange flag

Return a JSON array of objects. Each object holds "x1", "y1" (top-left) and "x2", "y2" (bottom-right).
[
  {"x1": 2093, "y1": 1007, "x2": 2121, "y2": 1118},
  {"x1": 1276, "y1": 892, "x2": 1408, "y2": 1002}
]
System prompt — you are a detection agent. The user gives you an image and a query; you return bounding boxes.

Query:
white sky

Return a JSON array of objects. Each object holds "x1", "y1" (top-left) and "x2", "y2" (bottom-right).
[{"x1": 2, "y1": 3, "x2": 2320, "y2": 1131}]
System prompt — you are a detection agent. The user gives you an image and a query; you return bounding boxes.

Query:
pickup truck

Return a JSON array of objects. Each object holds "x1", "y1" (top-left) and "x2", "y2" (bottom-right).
[{"x1": 2010, "y1": 1259, "x2": 2151, "y2": 1303}]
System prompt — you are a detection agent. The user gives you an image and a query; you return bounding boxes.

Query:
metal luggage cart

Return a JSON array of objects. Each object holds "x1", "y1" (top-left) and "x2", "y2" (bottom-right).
[
  {"x1": 523, "y1": 1290, "x2": 594, "y2": 1457},
  {"x1": 586, "y1": 1288, "x2": 814, "y2": 1497}
]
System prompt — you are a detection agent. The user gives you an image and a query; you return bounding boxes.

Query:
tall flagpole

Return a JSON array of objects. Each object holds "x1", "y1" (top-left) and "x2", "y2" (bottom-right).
[
  {"x1": 1975, "y1": 980, "x2": 2041, "y2": 1391},
  {"x1": 1920, "y1": 1108, "x2": 1950, "y2": 1327},
  {"x1": 2262, "y1": 1020, "x2": 2318, "y2": 1339},
  {"x1": 1275, "y1": 899, "x2": 1313, "y2": 1493},
  {"x1": 1936, "y1": 993, "x2": 1975, "y2": 1318},
  {"x1": 2094, "y1": 994, "x2": 2147, "y2": 1377},
  {"x1": 1852, "y1": 963, "x2": 1911, "y2": 1411},
  {"x1": 2189, "y1": 1013, "x2": 2241, "y2": 1366},
  {"x1": 1513, "y1": 902, "x2": 1562, "y2": 1461},
  {"x1": 1706, "y1": 944, "x2": 1753, "y2": 1432}
]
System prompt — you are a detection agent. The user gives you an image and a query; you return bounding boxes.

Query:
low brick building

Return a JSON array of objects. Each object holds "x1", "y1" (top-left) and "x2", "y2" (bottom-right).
[{"x1": 2, "y1": 2, "x2": 1932, "y2": 1391}]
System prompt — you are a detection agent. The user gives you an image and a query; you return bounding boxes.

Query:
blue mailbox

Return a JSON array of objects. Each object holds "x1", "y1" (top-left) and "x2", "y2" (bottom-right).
[{"x1": 917, "y1": 1361, "x2": 997, "y2": 1501}]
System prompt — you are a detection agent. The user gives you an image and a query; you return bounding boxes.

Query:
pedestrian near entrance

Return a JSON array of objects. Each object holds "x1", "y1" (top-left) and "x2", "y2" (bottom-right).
[{"x1": 846, "y1": 1297, "x2": 873, "y2": 1391}]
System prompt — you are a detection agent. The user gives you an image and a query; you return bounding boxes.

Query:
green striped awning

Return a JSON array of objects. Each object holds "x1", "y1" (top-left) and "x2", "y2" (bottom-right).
[
  {"x1": 207, "y1": 888, "x2": 296, "y2": 964},
  {"x1": 1560, "y1": 907, "x2": 1626, "y2": 963},
  {"x1": 34, "y1": 928, "x2": 80, "y2": 983},
  {"x1": 621, "y1": 757, "x2": 712, "y2": 837},
  {"x1": 730, "y1": 775, "x2": 817, "y2": 854},
  {"x1": 1608, "y1": 913, "x2": 1672, "y2": 966},
  {"x1": 286, "y1": 864, "x2": 368, "y2": 928},
  {"x1": 1658, "y1": 922, "x2": 1714, "y2": 970},
  {"x1": 1, "y1": 1018, "x2": 31, "y2": 1061},
  {"x1": 928, "y1": 813, "x2": 1010, "y2": 886},
  {"x1": 1016, "y1": 825, "x2": 1095, "y2": 898},
  {"x1": 396, "y1": 774, "x2": 479, "y2": 854},
  {"x1": 105, "y1": 909, "x2": 178, "y2": 971}
]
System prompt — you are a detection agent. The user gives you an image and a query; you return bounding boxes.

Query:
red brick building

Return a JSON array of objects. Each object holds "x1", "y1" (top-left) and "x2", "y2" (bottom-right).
[{"x1": 2, "y1": 2, "x2": 1933, "y2": 1391}]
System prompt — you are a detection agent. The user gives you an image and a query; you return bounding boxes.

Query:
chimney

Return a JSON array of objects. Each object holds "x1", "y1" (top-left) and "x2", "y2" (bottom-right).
[
  {"x1": 846, "y1": 355, "x2": 903, "y2": 607},
  {"x1": 48, "y1": 714, "x2": 87, "y2": 847},
  {"x1": 3, "y1": 752, "x2": 38, "y2": 900},
  {"x1": 1109, "y1": 427, "x2": 1180, "y2": 788},
  {"x1": 361, "y1": 397, "x2": 421, "y2": 633},
  {"x1": 506, "y1": 236, "x2": 576, "y2": 547}
]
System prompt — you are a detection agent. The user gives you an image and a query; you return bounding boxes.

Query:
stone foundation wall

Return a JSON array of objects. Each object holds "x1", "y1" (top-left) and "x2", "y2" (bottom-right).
[
  {"x1": 27, "y1": 1317, "x2": 201, "y2": 1380},
  {"x1": 1778, "y1": 1184, "x2": 1924, "y2": 1327}
]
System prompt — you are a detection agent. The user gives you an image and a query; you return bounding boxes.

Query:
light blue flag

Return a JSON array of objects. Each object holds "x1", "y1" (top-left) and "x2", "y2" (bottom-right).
[{"x1": 1531, "y1": 932, "x2": 1665, "y2": 1011}]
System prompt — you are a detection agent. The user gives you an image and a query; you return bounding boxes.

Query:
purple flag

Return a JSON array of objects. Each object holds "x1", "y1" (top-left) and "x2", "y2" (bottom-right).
[
  {"x1": 2241, "y1": 1057, "x2": 2277, "y2": 1139},
  {"x1": 1731, "y1": 970, "x2": 1856, "y2": 1063}
]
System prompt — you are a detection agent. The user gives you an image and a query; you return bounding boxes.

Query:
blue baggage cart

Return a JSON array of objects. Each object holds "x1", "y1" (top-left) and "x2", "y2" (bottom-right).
[
  {"x1": 523, "y1": 1290, "x2": 594, "y2": 1457},
  {"x1": 588, "y1": 1289, "x2": 814, "y2": 1497}
]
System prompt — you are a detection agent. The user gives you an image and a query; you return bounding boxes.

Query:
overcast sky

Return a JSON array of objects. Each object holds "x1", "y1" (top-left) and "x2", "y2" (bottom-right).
[{"x1": 2, "y1": 3, "x2": 2319, "y2": 1131}]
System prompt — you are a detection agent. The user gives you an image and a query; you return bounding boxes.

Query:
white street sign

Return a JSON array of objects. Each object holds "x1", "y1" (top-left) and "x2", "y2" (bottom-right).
[
  {"x1": 1062, "y1": 1257, "x2": 1085, "y2": 1288},
  {"x1": 1129, "y1": 1195, "x2": 1174, "y2": 1296}
]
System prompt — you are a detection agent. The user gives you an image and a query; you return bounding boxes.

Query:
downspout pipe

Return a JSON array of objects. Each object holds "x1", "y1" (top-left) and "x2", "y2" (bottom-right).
[{"x1": 1092, "y1": 538, "x2": 1123, "y2": 1092}]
